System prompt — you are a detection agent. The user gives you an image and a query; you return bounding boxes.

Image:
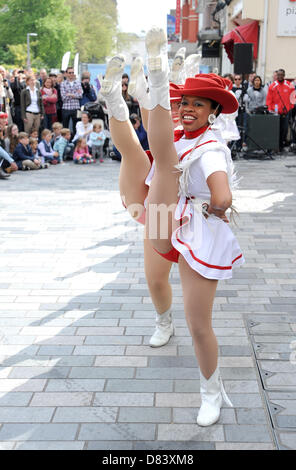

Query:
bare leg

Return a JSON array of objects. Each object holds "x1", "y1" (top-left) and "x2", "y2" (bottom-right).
[
  {"x1": 101, "y1": 55, "x2": 151, "y2": 219},
  {"x1": 178, "y1": 255, "x2": 218, "y2": 379},
  {"x1": 110, "y1": 117, "x2": 151, "y2": 214},
  {"x1": 144, "y1": 237, "x2": 172, "y2": 313},
  {"x1": 145, "y1": 28, "x2": 180, "y2": 253}
]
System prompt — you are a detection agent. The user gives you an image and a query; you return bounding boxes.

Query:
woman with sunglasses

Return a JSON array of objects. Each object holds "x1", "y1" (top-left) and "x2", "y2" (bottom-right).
[{"x1": 101, "y1": 28, "x2": 244, "y2": 426}]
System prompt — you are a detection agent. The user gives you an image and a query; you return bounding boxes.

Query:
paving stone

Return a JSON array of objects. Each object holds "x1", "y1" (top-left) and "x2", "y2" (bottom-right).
[
  {"x1": 69, "y1": 367, "x2": 135, "y2": 379},
  {"x1": 0, "y1": 379, "x2": 46, "y2": 392},
  {"x1": 45, "y1": 379, "x2": 105, "y2": 392},
  {"x1": 173, "y1": 407, "x2": 236, "y2": 424},
  {"x1": 136, "y1": 367, "x2": 199, "y2": 380},
  {"x1": 87, "y1": 441, "x2": 133, "y2": 450},
  {"x1": 0, "y1": 423, "x2": 78, "y2": 441},
  {"x1": 93, "y1": 392, "x2": 154, "y2": 407},
  {"x1": 94, "y1": 356, "x2": 147, "y2": 367},
  {"x1": 53, "y1": 407, "x2": 117, "y2": 423},
  {"x1": 105, "y1": 379, "x2": 173, "y2": 393},
  {"x1": 0, "y1": 392, "x2": 32, "y2": 406},
  {"x1": 14, "y1": 441, "x2": 85, "y2": 450},
  {"x1": 30, "y1": 392, "x2": 93, "y2": 407},
  {"x1": 158, "y1": 424, "x2": 224, "y2": 441},
  {"x1": 0, "y1": 407, "x2": 54, "y2": 422},
  {"x1": 118, "y1": 407, "x2": 171, "y2": 423},
  {"x1": 224, "y1": 425, "x2": 273, "y2": 442},
  {"x1": 276, "y1": 431, "x2": 296, "y2": 450},
  {"x1": 133, "y1": 441, "x2": 215, "y2": 450},
  {"x1": 79, "y1": 423, "x2": 155, "y2": 441},
  {"x1": 236, "y1": 408, "x2": 269, "y2": 424},
  {"x1": 215, "y1": 442, "x2": 276, "y2": 450}
]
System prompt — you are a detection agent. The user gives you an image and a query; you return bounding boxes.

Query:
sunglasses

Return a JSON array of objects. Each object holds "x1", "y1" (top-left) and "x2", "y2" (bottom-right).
[
  {"x1": 234, "y1": 78, "x2": 242, "y2": 81},
  {"x1": 68, "y1": 72, "x2": 74, "y2": 75}
]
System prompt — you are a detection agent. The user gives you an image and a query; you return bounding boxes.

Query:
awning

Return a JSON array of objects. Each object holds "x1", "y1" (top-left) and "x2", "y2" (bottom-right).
[{"x1": 221, "y1": 21, "x2": 259, "y2": 63}]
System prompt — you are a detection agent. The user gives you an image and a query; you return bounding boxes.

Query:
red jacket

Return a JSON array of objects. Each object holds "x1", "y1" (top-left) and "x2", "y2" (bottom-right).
[
  {"x1": 41, "y1": 88, "x2": 57, "y2": 115},
  {"x1": 266, "y1": 80, "x2": 294, "y2": 115}
]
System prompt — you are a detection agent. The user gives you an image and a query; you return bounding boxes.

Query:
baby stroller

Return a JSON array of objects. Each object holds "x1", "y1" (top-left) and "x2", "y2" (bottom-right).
[{"x1": 83, "y1": 101, "x2": 108, "y2": 129}]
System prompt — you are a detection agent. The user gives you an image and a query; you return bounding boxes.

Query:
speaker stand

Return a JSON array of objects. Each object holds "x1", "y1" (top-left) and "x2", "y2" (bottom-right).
[{"x1": 237, "y1": 125, "x2": 275, "y2": 160}]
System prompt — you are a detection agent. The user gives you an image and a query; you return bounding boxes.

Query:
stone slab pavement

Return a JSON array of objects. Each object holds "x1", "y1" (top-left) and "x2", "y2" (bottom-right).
[{"x1": 0, "y1": 152, "x2": 295, "y2": 450}]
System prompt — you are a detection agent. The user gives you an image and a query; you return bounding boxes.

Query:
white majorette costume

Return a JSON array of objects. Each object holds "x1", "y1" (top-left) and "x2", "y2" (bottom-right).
[{"x1": 144, "y1": 119, "x2": 245, "y2": 279}]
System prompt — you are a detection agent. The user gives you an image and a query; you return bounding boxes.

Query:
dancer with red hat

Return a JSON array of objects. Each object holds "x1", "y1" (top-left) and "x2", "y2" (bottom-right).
[{"x1": 101, "y1": 27, "x2": 244, "y2": 426}]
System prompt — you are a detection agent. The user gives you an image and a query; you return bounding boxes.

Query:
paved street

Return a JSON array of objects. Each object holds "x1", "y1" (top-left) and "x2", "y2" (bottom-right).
[{"x1": 0, "y1": 153, "x2": 296, "y2": 450}]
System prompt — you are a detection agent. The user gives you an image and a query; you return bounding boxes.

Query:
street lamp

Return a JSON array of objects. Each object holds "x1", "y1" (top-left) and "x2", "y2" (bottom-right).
[{"x1": 27, "y1": 33, "x2": 38, "y2": 70}]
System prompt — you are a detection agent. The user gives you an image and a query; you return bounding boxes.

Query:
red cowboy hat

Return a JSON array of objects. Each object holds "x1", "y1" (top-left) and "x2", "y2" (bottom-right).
[
  {"x1": 170, "y1": 83, "x2": 183, "y2": 102},
  {"x1": 175, "y1": 73, "x2": 238, "y2": 114}
]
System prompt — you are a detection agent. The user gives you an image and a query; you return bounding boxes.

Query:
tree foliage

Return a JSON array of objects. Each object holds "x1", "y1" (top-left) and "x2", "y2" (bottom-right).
[
  {"x1": 0, "y1": 0, "x2": 75, "y2": 68},
  {"x1": 66, "y1": 0, "x2": 118, "y2": 63}
]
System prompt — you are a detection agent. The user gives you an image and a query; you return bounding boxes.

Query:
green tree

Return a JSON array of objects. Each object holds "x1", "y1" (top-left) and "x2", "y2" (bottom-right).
[
  {"x1": 0, "y1": 0, "x2": 75, "y2": 68},
  {"x1": 66, "y1": 0, "x2": 118, "y2": 63}
]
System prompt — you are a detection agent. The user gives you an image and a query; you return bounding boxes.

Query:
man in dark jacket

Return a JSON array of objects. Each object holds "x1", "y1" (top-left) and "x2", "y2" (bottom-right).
[
  {"x1": 80, "y1": 72, "x2": 97, "y2": 107},
  {"x1": 10, "y1": 70, "x2": 26, "y2": 131},
  {"x1": 13, "y1": 132, "x2": 41, "y2": 170}
]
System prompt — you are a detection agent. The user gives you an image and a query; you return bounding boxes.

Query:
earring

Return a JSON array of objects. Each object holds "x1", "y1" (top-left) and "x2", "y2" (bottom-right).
[{"x1": 208, "y1": 113, "x2": 216, "y2": 125}]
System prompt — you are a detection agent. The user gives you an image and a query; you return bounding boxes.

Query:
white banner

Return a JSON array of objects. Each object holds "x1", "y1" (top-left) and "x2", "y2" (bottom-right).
[{"x1": 278, "y1": 0, "x2": 296, "y2": 36}]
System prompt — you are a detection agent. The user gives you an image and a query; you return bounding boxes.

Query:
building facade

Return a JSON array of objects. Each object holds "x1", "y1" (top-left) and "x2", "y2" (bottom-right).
[{"x1": 221, "y1": 0, "x2": 296, "y2": 81}]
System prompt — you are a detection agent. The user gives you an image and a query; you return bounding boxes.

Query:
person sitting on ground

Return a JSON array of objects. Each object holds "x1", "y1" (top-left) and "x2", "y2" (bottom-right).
[
  {"x1": 72, "y1": 111, "x2": 93, "y2": 143},
  {"x1": 73, "y1": 137, "x2": 95, "y2": 164},
  {"x1": 53, "y1": 127, "x2": 73, "y2": 163},
  {"x1": 4, "y1": 123, "x2": 19, "y2": 155},
  {"x1": 13, "y1": 132, "x2": 41, "y2": 170},
  {"x1": 51, "y1": 121, "x2": 63, "y2": 146},
  {"x1": 0, "y1": 145, "x2": 18, "y2": 177},
  {"x1": 89, "y1": 122, "x2": 106, "y2": 162},
  {"x1": 38, "y1": 129, "x2": 59, "y2": 165},
  {"x1": 30, "y1": 137, "x2": 49, "y2": 169},
  {"x1": 29, "y1": 129, "x2": 39, "y2": 141}
]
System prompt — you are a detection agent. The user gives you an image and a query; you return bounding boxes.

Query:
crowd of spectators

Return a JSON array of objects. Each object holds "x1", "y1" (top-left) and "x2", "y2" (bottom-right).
[
  {"x1": 226, "y1": 69, "x2": 296, "y2": 152},
  {"x1": 0, "y1": 63, "x2": 148, "y2": 179}
]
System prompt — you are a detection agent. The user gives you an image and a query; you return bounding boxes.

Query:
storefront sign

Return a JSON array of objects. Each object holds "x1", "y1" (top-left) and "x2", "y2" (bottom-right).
[{"x1": 278, "y1": 0, "x2": 296, "y2": 36}]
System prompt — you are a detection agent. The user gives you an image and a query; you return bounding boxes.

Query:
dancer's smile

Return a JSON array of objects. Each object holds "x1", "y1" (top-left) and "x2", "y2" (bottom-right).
[{"x1": 179, "y1": 95, "x2": 213, "y2": 131}]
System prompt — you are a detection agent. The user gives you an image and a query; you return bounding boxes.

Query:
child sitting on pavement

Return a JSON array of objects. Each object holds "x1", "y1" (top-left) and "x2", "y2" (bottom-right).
[
  {"x1": 53, "y1": 128, "x2": 73, "y2": 163},
  {"x1": 73, "y1": 137, "x2": 95, "y2": 164},
  {"x1": 13, "y1": 132, "x2": 41, "y2": 170},
  {"x1": 30, "y1": 137, "x2": 49, "y2": 169},
  {"x1": 38, "y1": 129, "x2": 59, "y2": 165},
  {"x1": 51, "y1": 122, "x2": 63, "y2": 147},
  {"x1": 89, "y1": 122, "x2": 106, "y2": 162}
]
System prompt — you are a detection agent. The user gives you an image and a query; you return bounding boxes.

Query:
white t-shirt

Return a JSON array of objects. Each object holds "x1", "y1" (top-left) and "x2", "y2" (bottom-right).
[{"x1": 188, "y1": 150, "x2": 228, "y2": 200}]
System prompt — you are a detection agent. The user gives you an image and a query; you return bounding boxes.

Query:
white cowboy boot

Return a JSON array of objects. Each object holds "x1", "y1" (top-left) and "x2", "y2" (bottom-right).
[
  {"x1": 149, "y1": 308, "x2": 174, "y2": 347},
  {"x1": 196, "y1": 366, "x2": 233, "y2": 427},
  {"x1": 128, "y1": 56, "x2": 151, "y2": 110},
  {"x1": 145, "y1": 27, "x2": 170, "y2": 111},
  {"x1": 170, "y1": 46, "x2": 186, "y2": 84},
  {"x1": 100, "y1": 54, "x2": 129, "y2": 121}
]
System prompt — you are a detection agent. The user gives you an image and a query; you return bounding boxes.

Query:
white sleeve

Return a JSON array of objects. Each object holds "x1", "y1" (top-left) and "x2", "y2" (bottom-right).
[{"x1": 199, "y1": 150, "x2": 228, "y2": 180}]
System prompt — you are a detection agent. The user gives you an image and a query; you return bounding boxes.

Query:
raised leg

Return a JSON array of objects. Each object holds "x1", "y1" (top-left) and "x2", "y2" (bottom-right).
[
  {"x1": 101, "y1": 55, "x2": 151, "y2": 220},
  {"x1": 144, "y1": 28, "x2": 180, "y2": 253}
]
